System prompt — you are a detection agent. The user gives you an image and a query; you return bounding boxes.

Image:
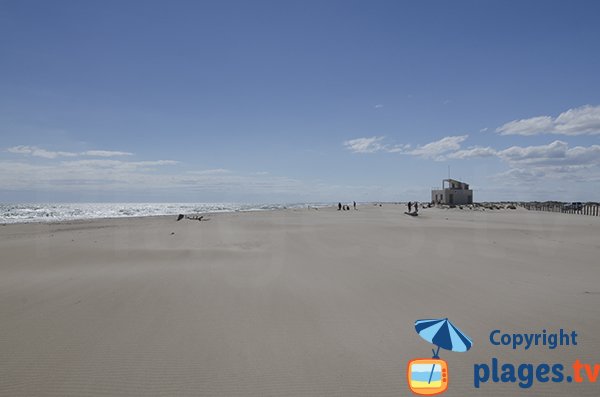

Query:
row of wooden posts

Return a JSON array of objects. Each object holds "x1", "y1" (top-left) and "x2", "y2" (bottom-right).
[{"x1": 522, "y1": 203, "x2": 600, "y2": 216}]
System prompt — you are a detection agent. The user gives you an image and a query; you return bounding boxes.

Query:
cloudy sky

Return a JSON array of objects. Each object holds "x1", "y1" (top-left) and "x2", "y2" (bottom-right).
[{"x1": 1, "y1": 0, "x2": 599, "y2": 203}]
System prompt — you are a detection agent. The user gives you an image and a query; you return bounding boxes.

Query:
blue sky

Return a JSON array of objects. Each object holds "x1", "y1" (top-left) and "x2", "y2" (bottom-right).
[{"x1": 1, "y1": 0, "x2": 599, "y2": 202}]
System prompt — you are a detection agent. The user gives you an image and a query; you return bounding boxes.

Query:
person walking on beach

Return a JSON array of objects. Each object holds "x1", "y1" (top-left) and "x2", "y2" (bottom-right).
[
  {"x1": 353, "y1": 201, "x2": 356, "y2": 210},
  {"x1": 408, "y1": 201, "x2": 412, "y2": 213},
  {"x1": 338, "y1": 202, "x2": 342, "y2": 211},
  {"x1": 414, "y1": 201, "x2": 419, "y2": 214}
]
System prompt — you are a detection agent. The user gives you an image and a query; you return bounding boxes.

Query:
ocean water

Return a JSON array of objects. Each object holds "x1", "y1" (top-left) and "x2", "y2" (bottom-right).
[{"x1": 0, "y1": 202, "x2": 328, "y2": 224}]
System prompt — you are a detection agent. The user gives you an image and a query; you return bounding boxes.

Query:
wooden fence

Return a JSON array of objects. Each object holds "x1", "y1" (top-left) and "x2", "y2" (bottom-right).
[{"x1": 522, "y1": 202, "x2": 600, "y2": 216}]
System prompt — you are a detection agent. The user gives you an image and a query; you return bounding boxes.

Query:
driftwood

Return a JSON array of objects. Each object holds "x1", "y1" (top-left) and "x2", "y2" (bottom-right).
[{"x1": 176, "y1": 214, "x2": 208, "y2": 222}]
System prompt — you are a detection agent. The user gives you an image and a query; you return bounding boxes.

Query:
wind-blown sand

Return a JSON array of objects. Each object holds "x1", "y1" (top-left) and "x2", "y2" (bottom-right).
[{"x1": 1, "y1": 205, "x2": 599, "y2": 396}]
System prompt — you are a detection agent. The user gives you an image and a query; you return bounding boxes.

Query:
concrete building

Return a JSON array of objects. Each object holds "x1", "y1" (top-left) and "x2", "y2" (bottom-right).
[{"x1": 431, "y1": 179, "x2": 473, "y2": 205}]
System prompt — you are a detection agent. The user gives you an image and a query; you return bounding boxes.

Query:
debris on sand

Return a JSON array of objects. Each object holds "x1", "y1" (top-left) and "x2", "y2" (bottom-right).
[{"x1": 176, "y1": 214, "x2": 208, "y2": 222}]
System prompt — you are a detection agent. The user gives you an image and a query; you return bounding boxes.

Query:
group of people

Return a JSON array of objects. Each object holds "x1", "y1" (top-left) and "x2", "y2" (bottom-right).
[
  {"x1": 336, "y1": 201, "x2": 420, "y2": 213},
  {"x1": 338, "y1": 201, "x2": 357, "y2": 211},
  {"x1": 407, "y1": 201, "x2": 419, "y2": 214}
]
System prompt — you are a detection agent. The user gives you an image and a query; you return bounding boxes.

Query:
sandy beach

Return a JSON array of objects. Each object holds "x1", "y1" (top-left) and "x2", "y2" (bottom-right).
[{"x1": 1, "y1": 205, "x2": 600, "y2": 396}]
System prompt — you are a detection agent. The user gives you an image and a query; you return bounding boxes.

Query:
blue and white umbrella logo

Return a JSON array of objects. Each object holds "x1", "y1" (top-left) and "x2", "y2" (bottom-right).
[
  {"x1": 414, "y1": 318, "x2": 472, "y2": 384},
  {"x1": 415, "y1": 318, "x2": 472, "y2": 357}
]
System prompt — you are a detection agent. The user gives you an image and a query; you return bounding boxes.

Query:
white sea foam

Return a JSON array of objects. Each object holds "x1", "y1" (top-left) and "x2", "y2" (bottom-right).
[{"x1": 0, "y1": 202, "x2": 329, "y2": 224}]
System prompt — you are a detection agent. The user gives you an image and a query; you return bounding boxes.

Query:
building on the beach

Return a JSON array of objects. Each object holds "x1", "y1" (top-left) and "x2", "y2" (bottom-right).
[{"x1": 431, "y1": 179, "x2": 473, "y2": 205}]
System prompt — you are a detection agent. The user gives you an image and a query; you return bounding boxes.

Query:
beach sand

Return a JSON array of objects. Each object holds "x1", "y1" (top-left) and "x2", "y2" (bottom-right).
[{"x1": 1, "y1": 205, "x2": 599, "y2": 396}]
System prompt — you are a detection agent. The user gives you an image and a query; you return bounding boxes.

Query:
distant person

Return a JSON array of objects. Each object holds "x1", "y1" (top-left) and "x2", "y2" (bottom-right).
[
  {"x1": 408, "y1": 201, "x2": 412, "y2": 213},
  {"x1": 414, "y1": 202, "x2": 419, "y2": 213},
  {"x1": 353, "y1": 201, "x2": 356, "y2": 210},
  {"x1": 338, "y1": 202, "x2": 342, "y2": 211}
]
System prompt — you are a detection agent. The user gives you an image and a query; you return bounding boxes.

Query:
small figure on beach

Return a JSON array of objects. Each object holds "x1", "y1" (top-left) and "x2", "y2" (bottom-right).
[
  {"x1": 414, "y1": 202, "x2": 419, "y2": 214},
  {"x1": 408, "y1": 201, "x2": 412, "y2": 213},
  {"x1": 338, "y1": 202, "x2": 342, "y2": 211},
  {"x1": 353, "y1": 201, "x2": 356, "y2": 210}
]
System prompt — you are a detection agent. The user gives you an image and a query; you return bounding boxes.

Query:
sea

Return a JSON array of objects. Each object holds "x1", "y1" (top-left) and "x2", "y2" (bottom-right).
[{"x1": 0, "y1": 202, "x2": 330, "y2": 224}]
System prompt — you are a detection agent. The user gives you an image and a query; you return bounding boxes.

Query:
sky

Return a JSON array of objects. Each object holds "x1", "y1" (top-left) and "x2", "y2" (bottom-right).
[{"x1": 1, "y1": 0, "x2": 599, "y2": 203}]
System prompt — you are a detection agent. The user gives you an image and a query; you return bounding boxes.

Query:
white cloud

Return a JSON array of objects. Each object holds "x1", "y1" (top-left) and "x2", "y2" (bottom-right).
[
  {"x1": 437, "y1": 139, "x2": 600, "y2": 186},
  {"x1": 0, "y1": 158, "x2": 305, "y2": 195},
  {"x1": 374, "y1": 104, "x2": 384, "y2": 109},
  {"x1": 0, "y1": 145, "x2": 314, "y2": 197},
  {"x1": 406, "y1": 135, "x2": 468, "y2": 160},
  {"x1": 445, "y1": 146, "x2": 497, "y2": 159},
  {"x1": 386, "y1": 144, "x2": 412, "y2": 153},
  {"x1": 7, "y1": 145, "x2": 77, "y2": 159},
  {"x1": 496, "y1": 105, "x2": 600, "y2": 136},
  {"x1": 496, "y1": 116, "x2": 554, "y2": 136},
  {"x1": 343, "y1": 133, "x2": 600, "y2": 186},
  {"x1": 487, "y1": 140, "x2": 600, "y2": 185},
  {"x1": 343, "y1": 136, "x2": 388, "y2": 153},
  {"x1": 493, "y1": 164, "x2": 600, "y2": 184},
  {"x1": 497, "y1": 140, "x2": 600, "y2": 167},
  {"x1": 60, "y1": 159, "x2": 179, "y2": 170},
  {"x1": 492, "y1": 168, "x2": 548, "y2": 183},
  {"x1": 81, "y1": 150, "x2": 133, "y2": 157},
  {"x1": 344, "y1": 135, "x2": 466, "y2": 159},
  {"x1": 343, "y1": 136, "x2": 412, "y2": 154},
  {"x1": 7, "y1": 145, "x2": 135, "y2": 159},
  {"x1": 497, "y1": 140, "x2": 568, "y2": 164},
  {"x1": 187, "y1": 168, "x2": 232, "y2": 175}
]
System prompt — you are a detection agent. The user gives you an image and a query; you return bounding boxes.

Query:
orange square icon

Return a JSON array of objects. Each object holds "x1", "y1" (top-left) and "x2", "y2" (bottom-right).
[{"x1": 407, "y1": 358, "x2": 448, "y2": 395}]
